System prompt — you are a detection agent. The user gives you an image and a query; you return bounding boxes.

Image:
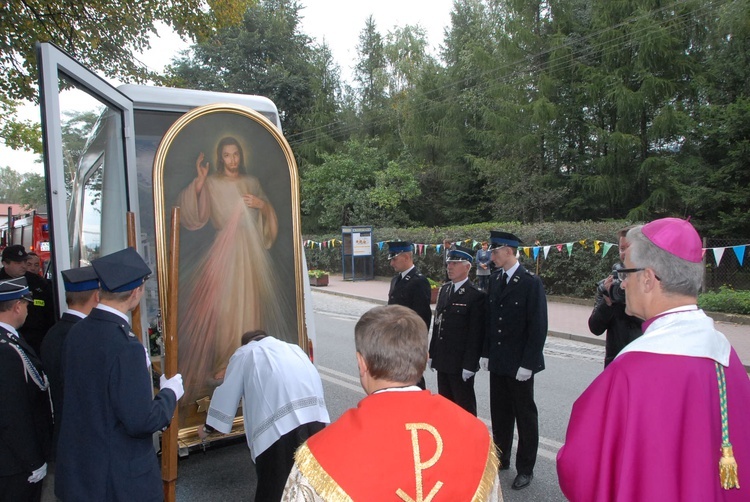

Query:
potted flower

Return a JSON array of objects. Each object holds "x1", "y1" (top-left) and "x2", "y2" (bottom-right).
[
  {"x1": 308, "y1": 269, "x2": 329, "y2": 287},
  {"x1": 427, "y1": 277, "x2": 441, "y2": 304}
]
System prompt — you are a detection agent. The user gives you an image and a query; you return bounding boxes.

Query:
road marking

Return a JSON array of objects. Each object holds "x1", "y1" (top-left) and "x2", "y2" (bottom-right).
[
  {"x1": 318, "y1": 364, "x2": 562, "y2": 462},
  {"x1": 318, "y1": 365, "x2": 362, "y2": 384},
  {"x1": 319, "y1": 372, "x2": 366, "y2": 395},
  {"x1": 316, "y1": 311, "x2": 361, "y2": 321}
]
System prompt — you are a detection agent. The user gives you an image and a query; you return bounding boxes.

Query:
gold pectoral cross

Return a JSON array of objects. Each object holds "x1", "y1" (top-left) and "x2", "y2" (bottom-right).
[{"x1": 396, "y1": 423, "x2": 444, "y2": 502}]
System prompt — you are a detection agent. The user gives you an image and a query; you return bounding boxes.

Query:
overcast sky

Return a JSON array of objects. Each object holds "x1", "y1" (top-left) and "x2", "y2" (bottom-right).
[{"x1": 3, "y1": 0, "x2": 455, "y2": 174}]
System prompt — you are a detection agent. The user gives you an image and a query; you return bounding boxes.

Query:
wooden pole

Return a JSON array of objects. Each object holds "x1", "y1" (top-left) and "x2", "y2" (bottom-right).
[
  {"x1": 126, "y1": 212, "x2": 142, "y2": 339},
  {"x1": 162, "y1": 207, "x2": 180, "y2": 502}
]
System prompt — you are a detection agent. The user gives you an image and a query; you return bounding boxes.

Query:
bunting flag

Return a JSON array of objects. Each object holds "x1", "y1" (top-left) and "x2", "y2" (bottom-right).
[
  {"x1": 301, "y1": 236, "x2": 750, "y2": 270},
  {"x1": 713, "y1": 247, "x2": 725, "y2": 266},
  {"x1": 733, "y1": 245, "x2": 746, "y2": 266}
]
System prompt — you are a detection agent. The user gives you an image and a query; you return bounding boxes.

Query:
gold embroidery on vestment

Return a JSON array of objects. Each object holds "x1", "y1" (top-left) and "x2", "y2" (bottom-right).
[{"x1": 396, "y1": 423, "x2": 444, "y2": 502}]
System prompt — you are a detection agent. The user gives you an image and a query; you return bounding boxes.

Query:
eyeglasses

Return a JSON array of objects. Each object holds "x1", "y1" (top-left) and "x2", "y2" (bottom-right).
[{"x1": 615, "y1": 268, "x2": 661, "y2": 281}]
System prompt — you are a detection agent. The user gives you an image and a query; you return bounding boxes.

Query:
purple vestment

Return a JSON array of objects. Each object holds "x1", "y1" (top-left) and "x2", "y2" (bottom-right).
[{"x1": 558, "y1": 347, "x2": 750, "y2": 501}]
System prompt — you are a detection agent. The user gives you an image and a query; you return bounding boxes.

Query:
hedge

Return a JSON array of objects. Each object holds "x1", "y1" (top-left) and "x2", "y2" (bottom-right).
[{"x1": 304, "y1": 221, "x2": 628, "y2": 298}]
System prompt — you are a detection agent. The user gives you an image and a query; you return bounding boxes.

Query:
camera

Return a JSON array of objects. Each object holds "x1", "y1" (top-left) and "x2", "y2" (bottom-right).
[{"x1": 597, "y1": 263, "x2": 626, "y2": 304}]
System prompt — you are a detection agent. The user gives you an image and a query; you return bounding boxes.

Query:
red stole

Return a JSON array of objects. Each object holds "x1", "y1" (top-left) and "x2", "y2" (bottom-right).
[{"x1": 296, "y1": 390, "x2": 497, "y2": 501}]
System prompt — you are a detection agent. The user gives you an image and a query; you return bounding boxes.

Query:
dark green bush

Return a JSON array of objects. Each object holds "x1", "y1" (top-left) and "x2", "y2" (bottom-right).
[
  {"x1": 698, "y1": 286, "x2": 750, "y2": 315},
  {"x1": 304, "y1": 220, "x2": 629, "y2": 298}
]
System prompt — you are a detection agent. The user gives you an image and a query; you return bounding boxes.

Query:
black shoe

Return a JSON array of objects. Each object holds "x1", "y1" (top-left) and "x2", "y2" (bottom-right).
[
  {"x1": 499, "y1": 461, "x2": 511, "y2": 471},
  {"x1": 512, "y1": 473, "x2": 533, "y2": 490}
]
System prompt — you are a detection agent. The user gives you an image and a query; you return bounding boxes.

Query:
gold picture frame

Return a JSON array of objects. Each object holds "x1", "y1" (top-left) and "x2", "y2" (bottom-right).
[{"x1": 152, "y1": 103, "x2": 306, "y2": 440}]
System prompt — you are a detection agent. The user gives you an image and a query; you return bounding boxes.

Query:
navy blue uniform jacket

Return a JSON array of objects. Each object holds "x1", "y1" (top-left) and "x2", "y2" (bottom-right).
[
  {"x1": 387, "y1": 267, "x2": 432, "y2": 330},
  {"x1": 40, "y1": 312, "x2": 81, "y2": 458},
  {"x1": 484, "y1": 265, "x2": 548, "y2": 376},
  {"x1": 0, "y1": 327, "x2": 52, "y2": 476},
  {"x1": 56, "y1": 308, "x2": 177, "y2": 501},
  {"x1": 429, "y1": 280, "x2": 486, "y2": 373}
]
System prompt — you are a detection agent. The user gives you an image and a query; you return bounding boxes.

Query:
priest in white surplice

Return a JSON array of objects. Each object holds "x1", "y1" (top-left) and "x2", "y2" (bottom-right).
[{"x1": 198, "y1": 331, "x2": 329, "y2": 502}]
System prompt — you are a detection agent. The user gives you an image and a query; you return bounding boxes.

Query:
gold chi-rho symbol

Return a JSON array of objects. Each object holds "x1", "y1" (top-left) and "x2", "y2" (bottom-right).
[{"x1": 396, "y1": 423, "x2": 444, "y2": 502}]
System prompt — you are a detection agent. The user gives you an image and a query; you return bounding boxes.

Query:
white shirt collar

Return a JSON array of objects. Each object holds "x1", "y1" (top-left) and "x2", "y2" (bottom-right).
[
  {"x1": 65, "y1": 309, "x2": 87, "y2": 319},
  {"x1": 401, "y1": 265, "x2": 415, "y2": 279},
  {"x1": 452, "y1": 278, "x2": 469, "y2": 291},
  {"x1": 373, "y1": 385, "x2": 422, "y2": 394},
  {"x1": 95, "y1": 304, "x2": 130, "y2": 323},
  {"x1": 0, "y1": 321, "x2": 19, "y2": 338},
  {"x1": 503, "y1": 261, "x2": 520, "y2": 280}
]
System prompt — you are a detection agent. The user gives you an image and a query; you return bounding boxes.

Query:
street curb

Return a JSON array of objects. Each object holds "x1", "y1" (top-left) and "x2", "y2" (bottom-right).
[
  {"x1": 312, "y1": 289, "x2": 608, "y2": 348},
  {"x1": 548, "y1": 330, "x2": 605, "y2": 347},
  {"x1": 312, "y1": 288, "x2": 387, "y2": 306},
  {"x1": 548, "y1": 295, "x2": 750, "y2": 326}
]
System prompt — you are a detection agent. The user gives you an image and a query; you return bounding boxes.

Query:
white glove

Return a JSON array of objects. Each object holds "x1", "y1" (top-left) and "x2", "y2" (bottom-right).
[
  {"x1": 479, "y1": 357, "x2": 489, "y2": 371},
  {"x1": 461, "y1": 369, "x2": 475, "y2": 381},
  {"x1": 144, "y1": 345, "x2": 151, "y2": 369},
  {"x1": 28, "y1": 462, "x2": 47, "y2": 483},
  {"x1": 516, "y1": 367, "x2": 532, "y2": 381},
  {"x1": 427, "y1": 358, "x2": 434, "y2": 371},
  {"x1": 160, "y1": 373, "x2": 184, "y2": 401}
]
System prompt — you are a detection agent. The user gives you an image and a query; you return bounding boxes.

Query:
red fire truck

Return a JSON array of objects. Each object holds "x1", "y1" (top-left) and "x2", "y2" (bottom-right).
[{"x1": 0, "y1": 210, "x2": 51, "y2": 275}]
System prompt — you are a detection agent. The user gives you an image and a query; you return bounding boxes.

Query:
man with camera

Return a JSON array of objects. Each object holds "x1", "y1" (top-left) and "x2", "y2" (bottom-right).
[{"x1": 588, "y1": 227, "x2": 643, "y2": 367}]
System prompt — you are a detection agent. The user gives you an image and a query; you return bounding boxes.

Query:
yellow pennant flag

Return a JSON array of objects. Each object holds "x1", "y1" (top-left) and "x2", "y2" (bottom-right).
[{"x1": 594, "y1": 240, "x2": 601, "y2": 254}]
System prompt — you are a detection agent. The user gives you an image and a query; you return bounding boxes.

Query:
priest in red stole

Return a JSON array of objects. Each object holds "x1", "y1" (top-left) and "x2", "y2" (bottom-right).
[
  {"x1": 558, "y1": 218, "x2": 750, "y2": 501},
  {"x1": 282, "y1": 305, "x2": 502, "y2": 501}
]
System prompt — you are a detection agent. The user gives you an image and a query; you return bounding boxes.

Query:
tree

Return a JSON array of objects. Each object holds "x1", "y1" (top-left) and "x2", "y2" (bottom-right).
[
  {"x1": 0, "y1": 166, "x2": 23, "y2": 202},
  {"x1": 0, "y1": 0, "x2": 254, "y2": 103},
  {"x1": 354, "y1": 16, "x2": 391, "y2": 140},
  {"x1": 286, "y1": 41, "x2": 344, "y2": 168},
  {"x1": 301, "y1": 139, "x2": 419, "y2": 231},
  {"x1": 0, "y1": 167, "x2": 46, "y2": 209},
  {"x1": 17, "y1": 172, "x2": 47, "y2": 209},
  {"x1": 1, "y1": 97, "x2": 42, "y2": 154},
  {"x1": 165, "y1": 0, "x2": 316, "y2": 137},
  {"x1": 0, "y1": 0, "x2": 253, "y2": 157},
  {"x1": 60, "y1": 110, "x2": 100, "y2": 197}
]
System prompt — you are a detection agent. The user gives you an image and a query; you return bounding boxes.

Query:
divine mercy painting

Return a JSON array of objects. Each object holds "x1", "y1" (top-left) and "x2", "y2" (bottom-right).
[{"x1": 152, "y1": 104, "x2": 305, "y2": 429}]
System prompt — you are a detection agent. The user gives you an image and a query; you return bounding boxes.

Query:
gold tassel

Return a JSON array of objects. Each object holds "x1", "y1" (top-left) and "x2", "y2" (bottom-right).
[{"x1": 719, "y1": 445, "x2": 740, "y2": 490}]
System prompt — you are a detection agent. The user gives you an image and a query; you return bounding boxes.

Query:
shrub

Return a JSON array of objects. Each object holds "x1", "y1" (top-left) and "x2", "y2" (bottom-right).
[
  {"x1": 698, "y1": 286, "x2": 750, "y2": 315},
  {"x1": 304, "y1": 220, "x2": 630, "y2": 298}
]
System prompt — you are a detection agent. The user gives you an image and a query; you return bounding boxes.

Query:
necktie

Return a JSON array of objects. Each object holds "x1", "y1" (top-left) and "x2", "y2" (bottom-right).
[{"x1": 499, "y1": 272, "x2": 507, "y2": 292}]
